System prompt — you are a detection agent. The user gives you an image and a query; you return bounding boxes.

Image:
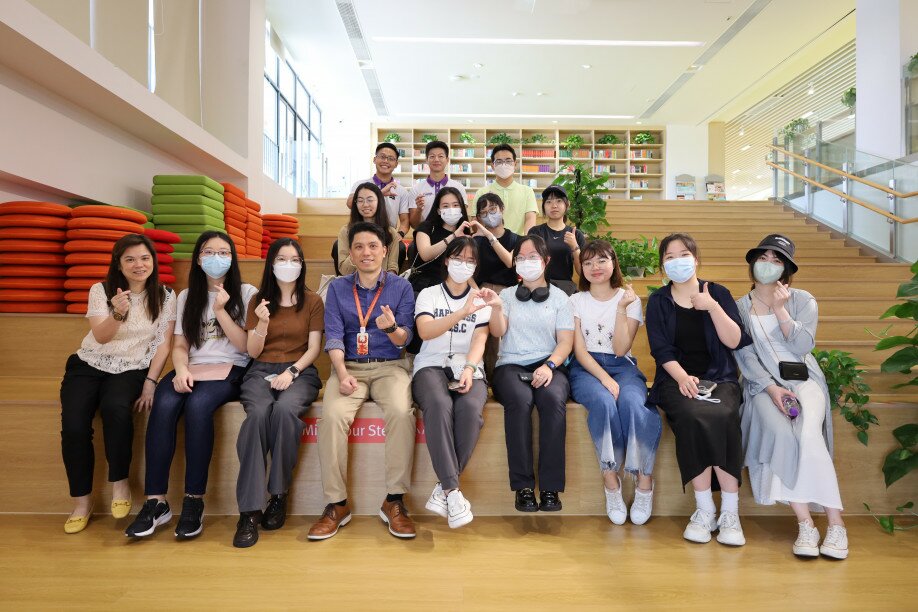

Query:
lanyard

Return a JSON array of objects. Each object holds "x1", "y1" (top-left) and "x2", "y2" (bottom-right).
[{"x1": 353, "y1": 279, "x2": 384, "y2": 334}]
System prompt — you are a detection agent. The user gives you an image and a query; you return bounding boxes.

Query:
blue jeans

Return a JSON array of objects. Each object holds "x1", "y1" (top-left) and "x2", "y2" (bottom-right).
[
  {"x1": 144, "y1": 365, "x2": 247, "y2": 496},
  {"x1": 569, "y1": 354, "x2": 662, "y2": 476}
]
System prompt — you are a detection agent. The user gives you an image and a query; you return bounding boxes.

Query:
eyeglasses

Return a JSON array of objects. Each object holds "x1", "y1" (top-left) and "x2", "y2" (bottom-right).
[
  {"x1": 375, "y1": 154, "x2": 397, "y2": 163},
  {"x1": 355, "y1": 197, "x2": 377, "y2": 205},
  {"x1": 478, "y1": 206, "x2": 500, "y2": 215},
  {"x1": 201, "y1": 249, "x2": 232, "y2": 258},
  {"x1": 514, "y1": 255, "x2": 543, "y2": 264},
  {"x1": 493, "y1": 159, "x2": 515, "y2": 167},
  {"x1": 582, "y1": 257, "x2": 612, "y2": 268},
  {"x1": 274, "y1": 257, "x2": 303, "y2": 265},
  {"x1": 448, "y1": 257, "x2": 476, "y2": 266}
]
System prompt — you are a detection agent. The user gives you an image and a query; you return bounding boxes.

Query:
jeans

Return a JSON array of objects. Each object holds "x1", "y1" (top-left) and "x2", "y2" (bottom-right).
[
  {"x1": 143, "y1": 365, "x2": 247, "y2": 496},
  {"x1": 569, "y1": 354, "x2": 662, "y2": 477}
]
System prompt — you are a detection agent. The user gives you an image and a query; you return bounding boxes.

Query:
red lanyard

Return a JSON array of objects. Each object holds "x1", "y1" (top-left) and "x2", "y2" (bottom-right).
[{"x1": 353, "y1": 279, "x2": 384, "y2": 333}]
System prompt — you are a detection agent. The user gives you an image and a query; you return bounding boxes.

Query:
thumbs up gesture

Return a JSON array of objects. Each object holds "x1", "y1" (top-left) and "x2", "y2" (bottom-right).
[
  {"x1": 375, "y1": 304, "x2": 397, "y2": 330},
  {"x1": 690, "y1": 282, "x2": 717, "y2": 312}
]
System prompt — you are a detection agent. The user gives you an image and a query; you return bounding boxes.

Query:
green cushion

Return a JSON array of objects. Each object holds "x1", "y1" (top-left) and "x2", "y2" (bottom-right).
[
  {"x1": 172, "y1": 243, "x2": 196, "y2": 253},
  {"x1": 171, "y1": 232, "x2": 205, "y2": 244},
  {"x1": 151, "y1": 184, "x2": 224, "y2": 201},
  {"x1": 152, "y1": 204, "x2": 223, "y2": 221},
  {"x1": 142, "y1": 222, "x2": 154, "y2": 229},
  {"x1": 154, "y1": 224, "x2": 224, "y2": 235},
  {"x1": 171, "y1": 252, "x2": 193, "y2": 260},
  {"x1": 152, "y1": 175, "x2": 224, "y2": 194},
  {"x1": 150, "y1": 194, "x2": 224, "y2": 212},
  {"x1": 153, "y1": 215, "x2": 226, "y2": 228}
]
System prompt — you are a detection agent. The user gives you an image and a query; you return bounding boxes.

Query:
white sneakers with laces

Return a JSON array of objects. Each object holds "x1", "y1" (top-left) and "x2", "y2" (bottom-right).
[
  {"x1": 604, "y1": 478, "x2": 627, "y2": 525},
  {"x1": 793, "y1": 520, "x2": 820, "y2": 557},
  {"x1": 820, "y1": 524, "x2": 849, "y2": 559},
  {"x1": 683, "y1": 509, "x2": 718, "y2": 543},
  {"x1": 425, "y1": 483, "x2": 448, "y2": 518},
  {"x1": 716, "y1": 511, "x2": 746, "y2": 546},
  {"x1": 446, "y1": 490, "x2": 473, "y2": 529},
  {"x1": 629, "y1": 486, "x2": 654, "y2": 526}
]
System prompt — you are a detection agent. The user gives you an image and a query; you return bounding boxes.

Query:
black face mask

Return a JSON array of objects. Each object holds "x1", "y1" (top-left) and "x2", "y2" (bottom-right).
[{"x1": 515, "y1": 283, "x2": 550, "y2": 303}]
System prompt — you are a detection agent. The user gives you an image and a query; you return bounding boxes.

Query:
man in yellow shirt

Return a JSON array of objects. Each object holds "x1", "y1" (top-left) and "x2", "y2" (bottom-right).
[{"x1": 474, "y1": 144, "x2": 537, "y2": 235}]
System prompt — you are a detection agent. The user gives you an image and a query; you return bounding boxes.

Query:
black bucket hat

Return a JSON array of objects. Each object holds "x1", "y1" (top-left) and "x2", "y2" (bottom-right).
[
  {"x1": 541, "y1": 185, "x2": 568, "y2": 201},
  {"x1": 745, "y1": 234, "x2": 798, "y2": 274}
]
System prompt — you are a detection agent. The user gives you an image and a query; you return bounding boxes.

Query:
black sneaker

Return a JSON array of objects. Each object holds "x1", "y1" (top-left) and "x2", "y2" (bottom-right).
[
  {"x1": 261, "y1": 493, "x2": 288, "y2": 530},
  {"x1": 124, "y1": 499, "x2": 172, "y2": 537},
  {"x1": 233, "y1": 512, "x2": 260, "y2": 548},
  {"x1": 539, "y1": 490, "x2": 562, "y2": 512},
  {"x1": 514, "y1": 488, "x2": 539, "y2": 512},
  {"x1": 174, "y1": 496, "x2": 204, "y2": 540}
]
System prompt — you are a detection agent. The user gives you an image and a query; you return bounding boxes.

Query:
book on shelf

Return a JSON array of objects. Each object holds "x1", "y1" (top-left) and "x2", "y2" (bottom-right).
[
  {"x1": 631, "y1": 150, "x2": 654, "y2": 159},
  {"x1": 629, "y1": 164, "x2": 648, "y2": 173},
  {"x1": 629, "y1": 180, "x2": 650, "y2": 189},
  {"x1": 449, "y1": 163, "x2": 473, "y2": 173},
  {"x1": 453, "y1": 148, "x2": 476, "y2": 158},
  {"x1": 521, "y1": 149, "x2": 554, "y2": 158},
  {"x1": 594, "y1": 149, "x2": 621, "y2": 159}
]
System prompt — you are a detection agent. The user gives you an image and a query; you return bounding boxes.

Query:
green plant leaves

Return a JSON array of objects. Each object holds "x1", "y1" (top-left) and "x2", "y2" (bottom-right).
[
  {"x1": 883, "y1": 447, "x2": 918, "y2": 487},
  {"x1": 879, "y1": 301, "x2": 918, "y2": 320},
  {"x1": 893, "y1": 423, "x2": 918, "y2": 448},
  {"x1": 881, "y1": 346, "x2": 918, "y2": 374},
  {"x1": 813, "y1": 348, "x2": 873, "y2": 443}
]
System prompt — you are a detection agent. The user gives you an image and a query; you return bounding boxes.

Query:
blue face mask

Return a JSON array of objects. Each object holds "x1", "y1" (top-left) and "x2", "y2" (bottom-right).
[
  {"x1": 201, "y1": 254, "x2": 232, "y2": 279},
  {"x1": 663, "y1": 256, "x2": 696, "y2": 284}
]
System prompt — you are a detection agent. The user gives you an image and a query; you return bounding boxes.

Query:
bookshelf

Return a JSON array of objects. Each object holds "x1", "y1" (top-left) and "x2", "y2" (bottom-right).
[{"x1": 372, "y1": 125, "x2": 665, "y2": 201}]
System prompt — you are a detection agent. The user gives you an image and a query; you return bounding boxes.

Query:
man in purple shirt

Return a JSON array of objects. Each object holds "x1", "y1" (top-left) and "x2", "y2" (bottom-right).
[{"x1": 309, "y1": 221, "x2": 418, "y2": 540}]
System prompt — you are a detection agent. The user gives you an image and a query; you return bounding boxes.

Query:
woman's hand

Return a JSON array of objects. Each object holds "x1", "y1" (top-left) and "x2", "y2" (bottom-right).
[
  {"x1": 111, "y1": 288, "x2": 131, "y2": 317},
  {"x1": 677, "y1": 374, "x2": 700, "y2": 398},
  {"x1": 214, "y1": 283, "x2": 230, "y2": 311},
  {"x1": 456, "y1": 367, "x2": 474, "y2": 394},
  {"x1": 563, "y1": 230, "x2": 579, "y2": 252},
  {"x1": 690, "y1": 282, "x2": 718, "y2": 312},
  {"x1": 469, "y1": 220, "x2": 493, "y2": 240},
  {"x1": 765, "y1": 384, "x2": 797, "y2": 415},
  {"x1": 453, "y1": 221, "x2": 471, "y2": 237},
  {"x1": 478, "y1": 287, "x2": 502, "y2": 308},
  {"x1": 173, "y1": 370, "x2": 194, "y2": 393},
  {"x1": 461, "y1": 289, "x2": 489, "y2": 317},
  {"x1": 134, "y1": 379, "x2": 156, "y2": 411},
  {"x1": 601, "y1": 374, "x2": 620, "y2": 399},
  {"x1": 254, "y1": 299, "x2": 271, "y2": 323},
  {"x1": 773, "y1": 281, "x2": 791, "y2": 310},
  {"x1": 619, "y1": 284, "x2": 637, "y2": 309},
  {"x1": 271, "y1": 370, "x2": 294, "y2": 391},
  {"x1": 531, "y1": 364, "x2": 554, "y2": 388}
]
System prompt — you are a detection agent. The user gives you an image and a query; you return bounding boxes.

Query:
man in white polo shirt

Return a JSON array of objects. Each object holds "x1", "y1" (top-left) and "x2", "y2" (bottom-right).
[
  {"x1": 474, "y1": 144, "x2": 537, "y2": 235},
  {"x1": 409, "y1": 140, "x2": 468, "y2": 228},
  {"x1": 347, "y1": 142, "x2": 411, "y2": 238}
]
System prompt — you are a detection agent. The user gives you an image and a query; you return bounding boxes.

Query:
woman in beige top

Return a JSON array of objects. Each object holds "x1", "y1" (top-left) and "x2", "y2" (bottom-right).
[{"x1": 336, "y1": 182, "x2": 400, "y2": 275}]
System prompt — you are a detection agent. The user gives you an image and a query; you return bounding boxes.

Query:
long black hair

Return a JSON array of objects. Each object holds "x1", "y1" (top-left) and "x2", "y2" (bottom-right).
[
  {"x1": 419, "y1": 186, "x2": 468, "y2": 233},
  {"x1": 440, "y1": 236, "x2": 479, "y2": 282},
  {"x1": 104, "y1": 233, "x2": 167, "y2": 321},
  {"x1": 182, "y1": 231, "x2": 244, "y2": 349},
  {"x1": 255, "y1": 237, "x2": 307, "y2": 315},
  {"x1": 350, "y1": 182, "x2": 391, "y2": 243}
]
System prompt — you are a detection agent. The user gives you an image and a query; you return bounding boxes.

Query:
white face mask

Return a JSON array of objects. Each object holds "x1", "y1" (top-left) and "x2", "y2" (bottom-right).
[
  {"x1": 516, "y1": 259, "x2": 544, "y2": 282},
  {"x1": 440, "y1": 208, "x2": 463, "y2": 226},
  {"x1": 663, "y1": 256, "x2": 696, "y2": 284},
  {"x1": 447, "y1": 260, "x2": 476, "y2": 284},
  {"x1": 494, "y1": 164, "x2": 515, "y2": 179},
  {"x1": 753, "y1": 261, "x2": 784, "y2": 284},
  {"x1": 273, "y1": 262, "x2": 302, "y2": 283}
]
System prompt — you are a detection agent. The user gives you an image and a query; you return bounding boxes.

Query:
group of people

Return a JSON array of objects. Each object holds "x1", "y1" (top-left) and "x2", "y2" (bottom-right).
[{"x1": 57, "y1": 141, "x2": 848, "y2": 561}]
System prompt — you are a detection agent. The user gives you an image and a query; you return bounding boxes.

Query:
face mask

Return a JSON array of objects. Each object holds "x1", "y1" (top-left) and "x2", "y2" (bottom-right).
[
  {"x1": 494, "y1": 164, "x2": 515, "y2": 179},
  {"x1": 440, "y1": 208, "x2": 463, "y2": 226},
  {"x1": 200, "y1": 254, "x2": 231, "y2": 279},
  {"x1": 753, "y1": 261, "x2": 784, "y2": 284},
  {"x1": 663, "y1": 256, "x2": 696, "y2": 284},
  {"x1": 516, "y1": 259, "x2": 544, "y2": 282},
  {"x1": 273, "y1": 262, "x2": 302, "y2": 283},
  {"x1": 447, "y1": 260, "x2": 476, "y2": 284},
  {"x1": 482, "y1": 211, "x2": 503, "y2": 228}
]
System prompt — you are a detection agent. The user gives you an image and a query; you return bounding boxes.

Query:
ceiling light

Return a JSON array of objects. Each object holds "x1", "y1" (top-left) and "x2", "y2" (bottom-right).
[
  {"x1": 807, "y1": 83, "x2": 815, "y2": 95},
  {"x1": 847, "y1": 113, "x2": 855, "y2": 119},
  {"x1": 473, "y1": 63, "x2": 483, "y2": 68},
  {"x1": 398, "y1": 113, "x2": 635, "y2": 120},
  {"x1": 511, "y1": 92, "x2": 521, "y2": 97},
  {"x1": 449, "y1": 74, "x2": 466, "y2": 81},
  {"x1": 800, "y1": 111, "x2": 815, "y2": 119},
  {"x1": 467, "y1": 119, "x2": 474, "y2": 123},
  {"x1": 732, "y1": 169, "x2": 741, "y2": 174},
  {"x1": 373, "y1": 36, "x2": 704, "y2": 48},
  {"x1": 582, "y1": 64, "x2": 592, "y2": 69},
  {"x1": 536, "y1": 92, "x2": 545, "y2": 97},
  {"x1": 551, "y1": 120, "x2": 558, "y2": 123},
  {"x1": 756, "y1": 175, "x2": 763, "y2": 179},
  {"x1": 738, "y1": 128, "x2": 745, "y2": 136},
  {"x1": 740, "y1": 144, "x2": 751, "y2": 151},
  {"x1": 636, "y1": 121, "x2": 642, "y2": 125}
]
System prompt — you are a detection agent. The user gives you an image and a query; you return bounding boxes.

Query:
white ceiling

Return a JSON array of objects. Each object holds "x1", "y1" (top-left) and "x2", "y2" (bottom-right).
[{"x1": 269, "y1": 0, "x2": 855, "y2": 126}]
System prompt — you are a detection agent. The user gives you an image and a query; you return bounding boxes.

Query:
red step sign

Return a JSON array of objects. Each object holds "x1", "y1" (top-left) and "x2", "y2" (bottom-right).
[{"x1": 301, "y1": 417, "x2": 426, "y2": 443}]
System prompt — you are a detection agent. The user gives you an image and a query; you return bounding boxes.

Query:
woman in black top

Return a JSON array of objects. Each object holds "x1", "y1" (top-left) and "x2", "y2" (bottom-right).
[
  {"x1": 527, "y1": 185, "x2": 585, "y2": 295},
  {"x1": 471, "y1": 193, "x2": 517, "y2": 289},
  {"x1": 410, "y1": 186, "x2": 471, "y2": 294},
  {"x1": 645, "y1": 233, "x2": 752, "y2": 548}
]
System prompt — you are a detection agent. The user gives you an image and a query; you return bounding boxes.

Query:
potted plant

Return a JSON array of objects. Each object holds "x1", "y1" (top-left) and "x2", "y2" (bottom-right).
[
  {"x1": 552, "y1": 164, "x2": 609, "y2": 236},
  {"x1": 383, "y1": 132, "x2": 401, "y2": 143},
  {"x1": 782, "y1": 118, "x2": 810, "y2": 141},
  {"x1": 841, "y1": 87, "x2": 856, "y2": 109},
  {"x1": 597, "y1": 134, "x2": 621, "y2": 145},
  {"x1": 523, "y1": 133, "x2": 552, "y2": 144},
  {"x1": 459, "y1": 131, "x2": 476, "y2": 144},
  {"x1": 617, "y1": 235, "x2": 659, "y2": 277},
  {"x1": 421, "y1": 133, "x2": 438, "y2": 143},
  {"x1": 908, "y1": 52, "x2": 918, "y2": 74},
  {"x1": 487, "y1": 132, "x2": 517, "y2": 145},
  {"x1": 632, "y1": 131, "x2": 655, "y2": 145},
  {"x1": 562, "y1": 134, "x2": 585, "y2": 151}
]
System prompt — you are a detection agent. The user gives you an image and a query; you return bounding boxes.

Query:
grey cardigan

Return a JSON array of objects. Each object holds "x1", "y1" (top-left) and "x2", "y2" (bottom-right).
[{"x1": 734, "y1": 288, "x2": 834, "y2": 502}]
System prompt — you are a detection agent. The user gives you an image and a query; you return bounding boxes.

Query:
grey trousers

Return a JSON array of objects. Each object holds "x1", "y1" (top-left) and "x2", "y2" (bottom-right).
[
  {"x1": 413, "y1": 367, "x2": 487, "y2": 490},
  {"x1": 236, "y1": 361, "x2": 321, "y2": 513}
]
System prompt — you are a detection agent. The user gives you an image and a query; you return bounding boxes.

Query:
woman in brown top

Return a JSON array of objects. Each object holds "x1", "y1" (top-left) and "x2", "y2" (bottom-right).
[{"x1": 232, "y1": 238, "x2": 325, "y2": 548}]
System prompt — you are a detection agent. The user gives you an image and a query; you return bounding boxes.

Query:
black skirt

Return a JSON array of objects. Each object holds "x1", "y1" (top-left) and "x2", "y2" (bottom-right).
[{"x1": 655, "y1": 378, "x2": 743, "y2": 490}]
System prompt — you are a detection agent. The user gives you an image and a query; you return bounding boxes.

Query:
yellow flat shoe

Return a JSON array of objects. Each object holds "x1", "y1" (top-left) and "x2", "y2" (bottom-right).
[
  {"x1": 64, "y1": 506, "x2": 93, "y2": 534},
  {"x1": 111, "y1": 497, "x2": 132, "y2": 519}
]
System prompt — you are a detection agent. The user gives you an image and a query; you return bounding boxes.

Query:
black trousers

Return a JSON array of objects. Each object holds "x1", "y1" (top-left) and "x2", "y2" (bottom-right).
[
  {"x1": 493, "y1": 364, "x2": 569, "y2": 492},
  {"x1": 60, "y1": 354, "x2": 147, "y2": 497}
]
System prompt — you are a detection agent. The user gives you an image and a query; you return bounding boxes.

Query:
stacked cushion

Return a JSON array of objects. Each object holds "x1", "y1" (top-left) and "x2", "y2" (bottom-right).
[
  {"x1": 0, "y1": 201, "x2": 71, "y2": 313},
  {"x1": 261, "y1": 227, "x2": 271, "y2": 259},
  {"x1": 65, "y1": 205, "x2": 147, "y2": 314},
  {"x1": 262, "y1": 214, "x2": 300, "y2": 243},
  {"x1": 151, "y1": 175, "x2": 225, "y2": 260},
  {"x1": 143, "y1": 228, "x2": 180, "y2": 285},
  {"x1": 221, "y1": 182, "x2": 250, "y2": 257},
  {"x1": 246, "y1": 198, "x2": 264, "y2": 259}
]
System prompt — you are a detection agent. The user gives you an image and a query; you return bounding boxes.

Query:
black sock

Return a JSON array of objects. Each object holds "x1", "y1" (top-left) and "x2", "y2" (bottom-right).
[
  {"x1": 334, "y1": 499, "x2": 347, "y2": 507},
  {"x1": 385, "y1": 493, "x2": 403, "y2": 503}
]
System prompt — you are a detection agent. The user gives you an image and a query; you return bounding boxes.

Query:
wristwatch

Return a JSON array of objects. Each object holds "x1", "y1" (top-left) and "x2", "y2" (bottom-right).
[
  {"x1": 489, "y1": 236, "x2": 498, "y2": 244},
  {"x1": 112, "y1": 310, "x2": 127, "y2": 322},
  {"x1": 382, "y1": 323, "x2": 399, "y2": 334},
  {"x1": 286, "y1": 365, "x2": 300, "y2": 379},
  {"x1": 545, "y1": 360, "x2": 557, "y2": 371}
]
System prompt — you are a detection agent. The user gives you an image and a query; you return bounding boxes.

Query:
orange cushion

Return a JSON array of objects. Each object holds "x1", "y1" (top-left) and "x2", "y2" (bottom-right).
[
  {"x1": 64, "y1": 240, "x2": 116, "y2": 253},
  {"x1": 144, "y1": 228, "x2": 181, "y2": 243},
  {"x1": 0, "y1": 277, "x2": 66, "y2": 289},
  {"x1": 0, "y1": 289, "x2": 66, "y2": 302},
  {"x1": 0, "y1": 239, "x2": 65, "y2": 253},
  {"x1": 0, "y1": 214, "x2": 69, "y2": 229},
  {"x1": 66, "y1": 303, "x2": 88, "y2": 314},
  {"x1": 153, "y1": 242, "x2": 175, "y2": 254},
  {"x1": 245, "y1": 229, "x2": 263, "y2": 241},
  {"x1": 64, "y1": 278, "x2": 97, "y2": 290},
  {"x1": 221, "y1": 183, "x2": 245, "y2": 199},
  {"x1": 227, "y1": 225, "x2": 246, "y2": 239},
  {"x1": 246, "y1": 200, "x2": 262, "y2": 212},
  {"x1": 223, "y1": 192, "x2": 246, "y2": 207},
  {"x1": 65, "y1": 252, "x2": 111, "y2": 265},
  {"x1": 0, "y1": 302, "x2": 67, "y2": 313},
  {"x1": 71, "y1": 205, "x2": 147, "y2": 225},
  {"x1": 0, "y1": 227, "x2": 66, "y2": 241},
  {"x1": 0, "y1": 202, "x2": 71, "y2": 217},
  {"x1": 67, "y1": 217, "x2": 145, "y2": 233},
  {"x1": 66, "y1": 228, "x2": 138, "y2": 241},
  {"x1": 64, "y1": 290, "x2": 90, "y2": 303},
  {"x1": 263, "y1": 214, "x2": 298, "y2": 223},
  {"x1": 0, "y1": 252, "x2": 66, "y2": 265},
  {"x1": 66, "y1": 265, "x2": 109, "y2": 278},
  {"x1": 225, "y1": 209, "x2": 248, "y2": 224},
  {"x1": 0, "y1": 265, "x2": 66, "y2": 278}
]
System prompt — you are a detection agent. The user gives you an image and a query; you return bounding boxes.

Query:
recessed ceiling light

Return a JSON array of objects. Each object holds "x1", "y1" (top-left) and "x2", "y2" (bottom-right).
[
  {"x1": 800, "y1": 111, "x2": 815, "y2": 119},
  {"x1": 732, "y1": 169, "x2": 741, "y2": 174},
  {"x1": 807, "y1": 83, "x2": 815, "y2": 95},
  {"x1": 582, "y1": 64, "x2": 592, "y2": 69},
  {"x1": 847, "y1": 113, "x2": 855, "y2": 119},
  {"x1": 473, "y1": 63, "x2": 483, "y2": 68},
  {"x1": 373, "y1": 36, "x2": 704, "y2": 48},
  {"x1": 449, "y1": 74, "x2": 466, "y2": 81},
  {"x1": 551, "y1": 120, "x2": 559, "y2": 123},
  {"x1": 511, "y1": 92, "x2": 521, "y2": 97},
  {"x1": 636, "y1": 121, "x2": 642, "y2": 125},
  {"x1": 400, "y1": 113, "x2": 635, "y2": 120},
  {"x1": 740, "y1": 144, "x2": 751, "y2": 151},
  {"x1": 756, "y1": 175, "x2": 763, "y2": 179},
  {"x1": 467, "y1": 119, "x2": 474, "y2": 123},
  {"x1": 536, "y1": 92, "x2": 545, "y2": 97},
  {"x1": 738, "y1": 128, "x2": 745, "y2": 136}
]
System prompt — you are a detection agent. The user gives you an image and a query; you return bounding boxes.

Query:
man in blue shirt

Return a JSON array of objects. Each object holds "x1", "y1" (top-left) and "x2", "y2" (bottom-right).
[{"x1": 309, "y1": 222, "x2": 418, "y2": 540}]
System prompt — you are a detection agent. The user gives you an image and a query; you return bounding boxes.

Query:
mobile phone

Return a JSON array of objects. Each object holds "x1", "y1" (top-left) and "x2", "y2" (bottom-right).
[
  {"x1": 264, "y1": 373, "x2": 278, "y2": 382},
  {"x1": 518, "y1": 373, "x2": 534, "y2": 382},
  {"x1": 447, "y1": 380, "x2": 464, "y2": 390},
  {"x1": 696, "y1": 380, "x2": 717, "y2": 394}
]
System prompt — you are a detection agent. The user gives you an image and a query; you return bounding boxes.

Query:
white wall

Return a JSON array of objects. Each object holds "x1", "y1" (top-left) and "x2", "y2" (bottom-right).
[{"x1": 664, "y1": 124, "x2": 709, "y2": 199}]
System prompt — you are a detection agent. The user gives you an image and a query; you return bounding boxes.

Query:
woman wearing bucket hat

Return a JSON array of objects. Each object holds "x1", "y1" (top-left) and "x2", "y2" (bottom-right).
[{"x1": 733, "y1": 234, "x2": 847, "y2": 560}]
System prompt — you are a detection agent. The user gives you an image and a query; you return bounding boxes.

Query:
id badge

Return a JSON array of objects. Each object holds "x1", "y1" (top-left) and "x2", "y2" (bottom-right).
[{"x1": 356, "y1": 331, "x2": 369, "y2": 356}]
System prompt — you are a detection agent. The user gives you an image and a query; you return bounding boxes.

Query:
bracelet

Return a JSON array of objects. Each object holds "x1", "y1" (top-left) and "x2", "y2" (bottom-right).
[
  {"x1": 463, "y1": 362, "x2": 477, "y2": 372},
  {"x1": 382, "y1": 323, "x2": 399, "y2": 334},
  {"x1": 145, "y1": 376, "x2": 158, "y2": 385},
  {"x1": 616, "y1": 309, "x2": 627, "y2": 315},
  {"x1": 253, "y1": 328, "x2": 267, "y2": 337},
  {"x1": 777, "y1": 318, "x2": 792, "y2": 324}
]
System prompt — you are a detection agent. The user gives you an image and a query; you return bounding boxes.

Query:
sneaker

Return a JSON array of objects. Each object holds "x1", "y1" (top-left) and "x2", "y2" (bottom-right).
[
  {"x1": 629, "y1": 485, "x2": 654, "y2": 526},
  {"x1": 446, "y1": 490, "x2": 473, "y2": 529},
  {"x1": 820, "y1": 524, "x2": 849, "y2": 560},
  {"x1": 792, "y1": 520, "x2": 820, "y2": 557},
  {"x1": 514, "y1": 488, "x2": 539, "y2": 512},
  {"x1": 683, "y1": 509, "x2": 718, "y2": 543},
  {"x1": 604, "y1": 479, "x2": 627, "y2": 525},
  {"x1": 232, "y1": 512, "x2": 260, "y2": 548},
  {"x1": 425, "y1": 483, "x2": 448, "y2": 518},
  {"x1": 124, "y1": 499, "x2": 172, "y2": 538},
  {"x1": 174, "y1": 496, "x2": 205, "y2": 540},
  {"x1": 261, "y1": 493, "x2": 288, "y2": 530},
  {"x1": 716, "y1": 511, "x2": 746, "y2": 546}
]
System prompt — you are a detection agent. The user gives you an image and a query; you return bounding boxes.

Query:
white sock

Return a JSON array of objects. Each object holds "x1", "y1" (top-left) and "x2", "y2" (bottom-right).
[
  {"x1": 694, "y1": 488, "x2": 716, "y2": 514},
  {"x1": 721, "y1": 491, "x2": 739, "y2": 514}
]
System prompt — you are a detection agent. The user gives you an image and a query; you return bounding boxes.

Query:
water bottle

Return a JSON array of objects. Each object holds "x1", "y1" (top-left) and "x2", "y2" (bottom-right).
[{"x1": 782, "y1": 395, "x2": 800, "y2": 419}]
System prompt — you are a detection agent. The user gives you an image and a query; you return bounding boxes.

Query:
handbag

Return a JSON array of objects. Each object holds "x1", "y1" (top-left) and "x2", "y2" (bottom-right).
[{"x1": 750, "y1": 293, "x2": 809, "y2": 382}]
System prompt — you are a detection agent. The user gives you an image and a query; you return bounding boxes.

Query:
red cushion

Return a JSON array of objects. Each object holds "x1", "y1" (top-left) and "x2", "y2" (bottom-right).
[
  {"x1": 154, "y1": 242, "x2": 175, "y2": 254},
  {"x1": 0, "y1": 227, "x2": 66, "y2": 241},
  {"x1": 0, "y1": 289, "x2": 66, "y2": 302},
  {"x1": 66, "y1": 228, "x2": 136, "y2": 241},
  {"x1": 0, "y1": 252, "x2": 66, "y2": 265},
  {"x1": 0, "y1": 277, "x2": 66, "y2": 289},
  {"x1": 64, "y1": 239, "x2": 116, "y2": 253},
  {"x1": 64, "y1": 290, "x2": 90, "y2": 303},
  {"x1": 157, "y1": 253, "x2": 174, "y2": 264},
  {"x1": 0, "y1": 301, "x2": 67, "y2": 313},
  {"x1": 0, "y1": 239, "x2": 65, "y2": 253},
  {"x1": 71, "y1": 205, "x2": 147, "y2": 225},
  {"x1": 64, "y1": 278, "x2": 97, "y2": 290},
  {"x1": 158, "y1": 265, "x2": 173, "y2": 275},
  {"x1": 68, "y1": 217, "x2": 145, "y2": 233},
  {"x1": 66, "y1": 302, "x2": 88, "y2": 314},
  {"x1": 0, "y1": 214, "x2": 69, "y2": 229},
  {"x1": 144, "y1": 228, "x2": 181, "y2": 243},
  {"x1": 0, "y1": 265, "x2": 66, "y2": 278},
  {"x1": 66, "y1": 265, "x2": 109, "y2": 278},
  {"x1": 65, "y1": 252, "x2": 112, "y2": 265},
  {"x1": 0, "y1": 202, "x2": 71, "y2": 217},
  {"x1": 159, "y1": 273, "x2": 176, "y2": 284}
]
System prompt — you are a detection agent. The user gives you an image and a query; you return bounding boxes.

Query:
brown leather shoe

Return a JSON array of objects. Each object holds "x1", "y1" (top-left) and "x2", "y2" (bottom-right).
[
  {"x1": 379, "y1": 498, "x2": 416, "y2": 539},
  {"x1": 307, "y1": 503, "x2": 352, "y2": 540}
]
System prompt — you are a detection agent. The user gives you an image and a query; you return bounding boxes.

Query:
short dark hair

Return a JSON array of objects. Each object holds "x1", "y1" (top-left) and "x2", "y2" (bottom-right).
[
  {"x1": 425, "y1": 140, "x2": 449, "y2": 157},
  {"x1": 475, "y1": 192, "x2": 505, "y2": 215},
  {"x1": 348, "y1": 220, "x2": 389, "y2": 249},
  {"x1": 747, "y1": 251, "x2": 794, "y2": 289},
  {"x1": 513, "y1": 234, "x2": 549, "y2": 262},
  {"x1": 350, "y1": 182, "x2": 391, "y2": 233},
  {"x1": 375, "y1": 142, "x2": 399, "y2": 159},
  {"x1": 441, "y1": 236, "x2": 479, "y2": 275},
  {"x1": 658, "y1": 233, "x2": 699, "y2": 267},
  {"x1": 578, "y1": 240, "x2": 624, "y2": 292},
  {"x1": 541, "y1": 191, "x2": 569, "y2": 221},
  {"x1": 490, "y1": 143, "x2": 517, "y2": 162}
]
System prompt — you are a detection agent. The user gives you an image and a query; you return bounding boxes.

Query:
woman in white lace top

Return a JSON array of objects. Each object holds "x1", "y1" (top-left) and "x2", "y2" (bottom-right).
[{"x1": 60, "y1": 233, "x2": 176, "y2": 534}]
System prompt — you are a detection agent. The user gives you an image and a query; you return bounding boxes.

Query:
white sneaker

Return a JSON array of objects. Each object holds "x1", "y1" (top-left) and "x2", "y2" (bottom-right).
[
  {"x1": 629, "y1": 485, "x2": 654, "y2": 526},
  {"x1": 604, "y1": 479, "x2": 627, "y2": 525},
  {"x1": 425, "y1": 483, "x2": 448, "y2": 518},
  {"x1": 683, "y1": 509, "x2": 718, "y2": 543},
  {"x1": 716, "y1": 511, "x2": 746, "y2": 546},
  {"x1": 446, "y1": 490, "x2": 473, "y2": 529},
  {"x1": 793, "y1": 520, "x2": 820, "y2": 557},
  {"x1": 820, "y1": 524, "x2": 849, "y2": 560}
]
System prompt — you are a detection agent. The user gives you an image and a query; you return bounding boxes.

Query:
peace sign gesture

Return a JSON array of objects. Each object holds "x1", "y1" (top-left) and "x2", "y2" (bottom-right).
[{"x1": 375, "y1": 304, "x2": 397, "y2": 330}]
